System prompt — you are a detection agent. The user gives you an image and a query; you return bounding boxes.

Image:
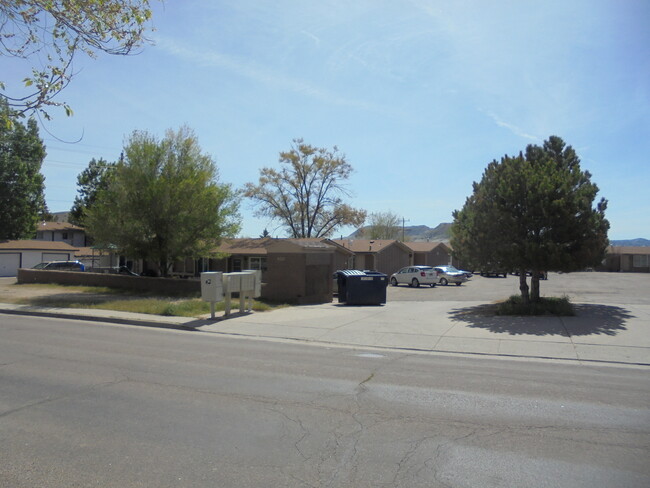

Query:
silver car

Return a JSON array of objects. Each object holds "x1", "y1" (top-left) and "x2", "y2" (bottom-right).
[
  {"x1": 433, "y1": 265, "x2": 468, "y2": 286},
  {"x1": 390, "y1": 266, "x2": 439, "y2": 288}
]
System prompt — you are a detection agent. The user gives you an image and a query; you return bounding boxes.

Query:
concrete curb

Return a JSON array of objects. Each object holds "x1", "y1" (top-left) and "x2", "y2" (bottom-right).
[{"x1": 0, "y1": 305, "x2": 196, "y2": 331}]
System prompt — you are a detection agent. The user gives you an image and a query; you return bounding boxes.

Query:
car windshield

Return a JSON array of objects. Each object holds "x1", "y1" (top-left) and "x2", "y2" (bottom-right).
[{"x1": 33, "y1": 262, "x2": 48, "y2": 269}]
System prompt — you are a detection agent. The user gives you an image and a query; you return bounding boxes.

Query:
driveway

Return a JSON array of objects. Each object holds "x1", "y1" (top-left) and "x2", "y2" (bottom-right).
[{"x1": 209, "y1": 272, "x2": 650, "y2": 366}]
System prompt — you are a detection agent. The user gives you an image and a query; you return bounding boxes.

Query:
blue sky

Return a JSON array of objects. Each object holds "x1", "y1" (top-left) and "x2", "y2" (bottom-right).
[{"x1": 13, "y1": 0, "x2": 650, "y2": 240}]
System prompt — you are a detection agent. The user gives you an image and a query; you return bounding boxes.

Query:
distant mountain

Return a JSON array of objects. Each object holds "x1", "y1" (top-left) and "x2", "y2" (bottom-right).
[
  {"x1": 347, "y1": 223, "x2": 452, "y2": 242},
  {"x1": 610, "y1": 238, "x2": 650, "y2": 247}
]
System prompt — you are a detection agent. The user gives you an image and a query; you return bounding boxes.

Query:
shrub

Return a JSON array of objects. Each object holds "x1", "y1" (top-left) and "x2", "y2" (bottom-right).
[{"x1": 496, "y1": 295, "x2": 575, "y2": 316}]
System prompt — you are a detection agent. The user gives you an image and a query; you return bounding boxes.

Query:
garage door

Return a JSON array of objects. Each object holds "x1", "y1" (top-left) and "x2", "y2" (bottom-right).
[
  {"x1": 0, "y1": 253, "x2": 21, "y2": 277},
  {"x1": 42, "y1": 253, "x2": 71, "y2": 262}
]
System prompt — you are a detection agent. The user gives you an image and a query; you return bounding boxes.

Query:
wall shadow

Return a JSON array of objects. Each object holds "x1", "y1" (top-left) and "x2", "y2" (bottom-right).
[{"x1": 448, "y1": 303, "x2": 635, "y2": 337}]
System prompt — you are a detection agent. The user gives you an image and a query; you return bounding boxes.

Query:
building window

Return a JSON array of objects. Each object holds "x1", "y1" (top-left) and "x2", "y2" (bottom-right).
[
  {"x1": 633, "y1": 255, "x2": 648, "y2": 268},
  {"x1": 248, "y1": 257, "x2": 267, "y2": 271},
  {"x1": 62, "y1": 232, "x2": 69, "y2": 240},
  {"x1": 232, "y1": 258, "x2": 242, "y2": 272}
]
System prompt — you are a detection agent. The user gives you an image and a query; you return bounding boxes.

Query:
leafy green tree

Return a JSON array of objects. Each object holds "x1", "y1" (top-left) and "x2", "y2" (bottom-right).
[
  {"x1": 367, "y1": 211, "x2": 401, "y2": 240},
  {"x1": 0, "y1": 101, "x2": 48, "y2": 239},
  {"x1": 85, "y1": 126, "x2": 241, "y2": 277},
  {"x1": 244, "y1": 138, "x2": 366, "y2": 238},
  {"x1": 1, "y1": 0, "x2": 155, "y2": 120},
  {"x1": 451, "y1": 136, "x2": 609, "y2": 303},
  {"x1": 69, "y1": 158, "x2": 116, "y2": 226}
]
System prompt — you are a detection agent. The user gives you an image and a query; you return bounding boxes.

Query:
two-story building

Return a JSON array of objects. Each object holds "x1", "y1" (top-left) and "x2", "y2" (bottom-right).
[{"x1": 35, "y1": 221, "x2": 88, "y2": 247}]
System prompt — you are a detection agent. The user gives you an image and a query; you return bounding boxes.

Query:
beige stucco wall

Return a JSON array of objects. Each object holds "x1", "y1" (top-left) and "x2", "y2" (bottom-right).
[
  {"x1": 375, "y1": 245, "x2": 410, "y2": 275},
  {"x1": 264, "y1": 251, "x2": 334, "y2": 304}
]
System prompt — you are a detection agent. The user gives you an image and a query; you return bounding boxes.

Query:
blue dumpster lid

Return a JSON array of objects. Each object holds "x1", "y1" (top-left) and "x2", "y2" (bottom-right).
[{"x1": 336, "y1": 269, "x2": 366, "y2": 276}]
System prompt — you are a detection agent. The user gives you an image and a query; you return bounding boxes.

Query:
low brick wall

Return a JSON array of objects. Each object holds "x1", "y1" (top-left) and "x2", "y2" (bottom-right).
[{"x1": 17, "y1": 268, "x2": 200, "y2": 295}]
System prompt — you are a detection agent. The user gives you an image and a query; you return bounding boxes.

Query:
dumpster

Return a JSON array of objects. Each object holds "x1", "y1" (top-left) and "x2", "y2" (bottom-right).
[{"x1": 336, "y1": 269, "x2": 388, "y2": 305}]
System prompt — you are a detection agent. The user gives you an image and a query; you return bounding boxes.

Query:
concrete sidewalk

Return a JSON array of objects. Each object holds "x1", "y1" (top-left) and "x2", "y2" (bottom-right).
[{"x1": 1, "y1": 300, "x2": 649, "y2": 367}]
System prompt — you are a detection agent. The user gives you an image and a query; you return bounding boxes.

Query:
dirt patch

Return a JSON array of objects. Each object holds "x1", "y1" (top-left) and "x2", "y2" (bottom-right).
[{"x1": 0, "y1": 277, "x2": 116, "y2": 304}]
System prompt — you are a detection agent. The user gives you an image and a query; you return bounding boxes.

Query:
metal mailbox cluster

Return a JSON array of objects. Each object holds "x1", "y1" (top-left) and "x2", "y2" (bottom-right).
[{"x1": 200, "y1": 270, "x2": 262, "y2": 318}]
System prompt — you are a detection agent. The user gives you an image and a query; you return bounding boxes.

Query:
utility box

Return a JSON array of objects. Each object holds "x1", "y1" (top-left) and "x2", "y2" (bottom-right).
[
  {"x1": 201, "y1": 272, "x2": 224, "y2": 302},
  {"x1": 222, "y1": 270, "x2": 262, "y2": 317},
  {"x1": 336, "y1": 269, "x2": 388, "y2": 305},
  {"x1": 223, "y1": 270, "x2": 261, "y2": 297}
]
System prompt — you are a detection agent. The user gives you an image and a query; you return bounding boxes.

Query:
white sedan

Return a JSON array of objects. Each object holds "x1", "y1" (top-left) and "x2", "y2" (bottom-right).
[{"x1": 390, "y1": 266, "x2": 439, "y2": 287}]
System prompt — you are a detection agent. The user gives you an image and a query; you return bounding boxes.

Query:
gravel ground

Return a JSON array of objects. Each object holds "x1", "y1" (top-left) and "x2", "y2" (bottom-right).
[{"x1": 0, "y1": 277, "x2": 124, "y2": 304}]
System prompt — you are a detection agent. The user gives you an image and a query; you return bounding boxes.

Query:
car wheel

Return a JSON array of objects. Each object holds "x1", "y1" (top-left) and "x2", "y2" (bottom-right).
[
  {"x1": 440, "y1": 277, "x2": 448, "y2": 286},
  {"x1": 412, "y1": 278, "x2": 420, "y2": 288},
  {"x1": 391, "y1": 277, "x2": 398, "y2": 287}
]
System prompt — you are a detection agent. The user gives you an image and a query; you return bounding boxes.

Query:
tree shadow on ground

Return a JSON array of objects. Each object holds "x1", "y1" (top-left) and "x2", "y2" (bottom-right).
[{"x1": 448, "y1": 303, "x2": 635, "y2": 337}]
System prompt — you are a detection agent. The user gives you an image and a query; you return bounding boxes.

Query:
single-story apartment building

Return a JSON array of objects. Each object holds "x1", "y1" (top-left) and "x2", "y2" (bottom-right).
[
  {"x1": 600, "y1": 246, "x2": 650, "y2": 273},
  {"x1": 330, "y1": 239, "x2": 412, "y2": 276},
  {"x1": 403, "y1": 241, "x2": 453, "y2": 267},
  {"x1": 0, "y1": 240, "x2": 80, "y2": 277}
]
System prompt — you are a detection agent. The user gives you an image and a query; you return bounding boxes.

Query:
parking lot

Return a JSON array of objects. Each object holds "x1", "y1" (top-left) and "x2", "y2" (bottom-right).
[{"x1": 387, "y1": 271, "x2": 650, "y2": 305}]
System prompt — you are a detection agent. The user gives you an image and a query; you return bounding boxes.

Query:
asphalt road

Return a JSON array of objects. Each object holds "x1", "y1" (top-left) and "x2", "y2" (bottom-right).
[{"x1": 1, "y1": 314, "x2": 648, "y2": 487}]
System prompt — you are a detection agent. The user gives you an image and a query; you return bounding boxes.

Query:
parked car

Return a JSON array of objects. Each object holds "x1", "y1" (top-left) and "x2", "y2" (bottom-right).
[
  {"x1": 390, "y1": 266, "x2": 439, "y2": 287},
  {"x1": 458, "y1": 269, "x2": 473, "y2": 278},
  {"x1": 480, "y1": 269, "x2": 508, "y2": 278},
  {"x1": 433, "y1": 265, "x2": 468, "y2": 286},
  {"x1": 32, "y1": 260, "x2": 85, "y2": 272},
  {"x1": 91, "y1": 266, "x2": 139, "y2": 276},
  {"x1": 511, "y1": 270, "x2": 548, "y2": 280}
]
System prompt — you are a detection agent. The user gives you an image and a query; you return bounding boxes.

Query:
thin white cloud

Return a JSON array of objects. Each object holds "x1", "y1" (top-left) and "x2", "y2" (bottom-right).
[
  {"x1": 300, "y1": 30, "x2": 321, "y2": 45},
  {"x1": 155, "y1": 35, "x2": 383, "y2": 113},
  {"x1": 484, "y1": 111, "x2": 539, "y2": 141}
]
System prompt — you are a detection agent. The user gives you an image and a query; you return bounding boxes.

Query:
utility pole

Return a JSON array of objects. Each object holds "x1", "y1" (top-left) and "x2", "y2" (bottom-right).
[{"x1": 402, "y1": 217, "x2": 410, "y2": 241}]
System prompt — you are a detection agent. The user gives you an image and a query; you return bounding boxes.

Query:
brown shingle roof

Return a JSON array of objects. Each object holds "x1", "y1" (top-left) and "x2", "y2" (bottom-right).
[
  {"x1": 0, "y1": 240, "x2": 79, "y2": 251},
  {"x1": 608, "y1": 246, "x2": 650, "y2": 255},
  {"x1": 36, "y1": 221, "x2": 85, "y2": 232},
  {"x1": 74, "y1": 246, "x2": 112, "y2": 257},
  {"x1": 402, "y1": 241, "x2": 449, "y2": 252},
  {"x1": 215, "y1": 238, "x2": 274, "y2": 255},
  {"x1": 330, "y1": 239, "x2": 407, "y2": 253}
]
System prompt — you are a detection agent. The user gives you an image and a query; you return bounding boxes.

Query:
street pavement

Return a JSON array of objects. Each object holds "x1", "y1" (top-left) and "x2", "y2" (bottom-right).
[{"x1": 1, "y1": 274, "x2": 649, "y2": 367}]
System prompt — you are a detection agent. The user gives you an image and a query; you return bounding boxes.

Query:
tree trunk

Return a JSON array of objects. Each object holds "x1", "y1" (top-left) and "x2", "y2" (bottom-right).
[
  {"x1": 159, "y1": 257, "x2": 169, "y2": 277},
  {"x1": 530, "y1": 271, "x2": 541, "y2": 303},
  {"x1": 518, "y1": 270, "x2": 529, "y2": 303}
]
